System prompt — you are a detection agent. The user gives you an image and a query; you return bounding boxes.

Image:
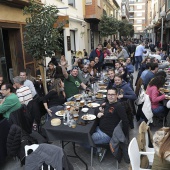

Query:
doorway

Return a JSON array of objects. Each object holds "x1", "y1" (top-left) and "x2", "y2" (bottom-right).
[{"x1": 0, "y1": 27, "x2": 24, "y2": 83}]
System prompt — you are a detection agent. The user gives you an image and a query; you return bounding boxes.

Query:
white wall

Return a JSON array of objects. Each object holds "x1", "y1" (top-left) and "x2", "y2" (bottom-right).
[{"x1": 41, "y1": 0, "x2": 86, "y2": 69}]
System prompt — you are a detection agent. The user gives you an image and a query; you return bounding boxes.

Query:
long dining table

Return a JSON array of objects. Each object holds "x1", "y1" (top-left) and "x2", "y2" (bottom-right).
[{"x1": 41, "y1": 98, "x2": 105, "y2": 169}]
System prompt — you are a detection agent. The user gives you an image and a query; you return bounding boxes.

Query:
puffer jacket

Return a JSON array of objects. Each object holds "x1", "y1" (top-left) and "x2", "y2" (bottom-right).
[
  {"x1": 113, "y1": 80, "x2": 137, "y2": 101},
  {"x1": 7, "y1": 124, "x2": 21, "y2": 157}
]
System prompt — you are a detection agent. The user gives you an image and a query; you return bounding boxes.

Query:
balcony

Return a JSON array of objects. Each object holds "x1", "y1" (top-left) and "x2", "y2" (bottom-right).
[{"x1": 0, "y1": 0, "x2": 41, "y2": 8}]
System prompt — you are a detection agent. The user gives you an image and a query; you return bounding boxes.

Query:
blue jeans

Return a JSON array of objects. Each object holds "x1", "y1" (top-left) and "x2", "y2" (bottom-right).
[
  {"x1": 92, "y1": 127, "x2": 111, "y2": 144},
  {"x1": 135, "y1": 56, "x2": 142, "y2": 71},
  {"x1": 152, "y1": 105, "x2": 167, "y2": 117}
]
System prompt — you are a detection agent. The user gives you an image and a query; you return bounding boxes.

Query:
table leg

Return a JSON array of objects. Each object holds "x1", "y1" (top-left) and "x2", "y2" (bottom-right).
[
  {"x1": 61, "y1": 141, "x2": 88, "y2": 170},
  {"x1": 90, "y1": 147, "x2": 93, "y2": 167},
  {"x1": 72, "y1": 142, "x2": 88, "y2": 170}
]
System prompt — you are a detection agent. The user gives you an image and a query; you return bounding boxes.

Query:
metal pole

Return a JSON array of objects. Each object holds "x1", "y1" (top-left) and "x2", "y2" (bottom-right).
[{"x1": 161, "y1": 17, "x2": 163, "y2": 48}]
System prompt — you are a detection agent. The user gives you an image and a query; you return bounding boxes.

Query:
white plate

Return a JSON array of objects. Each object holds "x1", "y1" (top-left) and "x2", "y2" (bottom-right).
[
  {"x1": 64, "y1": 101, "x2": 75, "y2": 106},
  {"x1": 87, "y1": 103, "x2": 100, "y2": 108},
  {"x1": 81, "y1": 108, "x2": 89, "y2": 112},
  {"x1": 81, "y1": 114, "x2": 96, "y2": 120},
  {"x1": 55, "y1": 110, "x2": 65, "y2": 116},
  {"x1": 98, "y1": 90, "x2": 107, "y2": 93},
  {"x1": 74, "y1": 94, "x2": 82, "y2": 99}
]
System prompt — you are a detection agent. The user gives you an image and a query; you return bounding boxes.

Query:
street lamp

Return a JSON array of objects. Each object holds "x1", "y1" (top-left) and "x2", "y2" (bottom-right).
[{"x1": 160, "y1": 11, "x2": 166, "y2": 48}]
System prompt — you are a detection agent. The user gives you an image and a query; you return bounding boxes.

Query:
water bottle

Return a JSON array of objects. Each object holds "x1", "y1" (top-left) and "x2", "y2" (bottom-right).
[
  {"x1": 67, "y1": 110, "x2": 70, "y2": 125},
  {"x1": 63, "y1": 112, "x2": 67, "y2": 125}
]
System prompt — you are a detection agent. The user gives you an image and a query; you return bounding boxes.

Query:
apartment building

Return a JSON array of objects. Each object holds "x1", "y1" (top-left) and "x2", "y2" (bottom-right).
[
  {"x1": 121, "y1": 0, "x2": 129, "y2": 22},
  {"x1": 84, "y1": 0, "x2": 119, "y2": 50},
  {"x1": 129, "y1": 0, "x2": 146, "y2": 39}
]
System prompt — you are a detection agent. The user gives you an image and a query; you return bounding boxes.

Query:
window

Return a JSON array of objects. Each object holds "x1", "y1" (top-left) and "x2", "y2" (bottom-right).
[
  {"x1": 68, "y1": 0, "x2": 75, "y2": 8},
  {"x1": 97, "y1": 0, "x2": 100, "y2": 7},
  {"x1": 137, "y1": 13, "x2": 142, "y2": 16},
  {"x1": 136, "y1": 20, "x2": 142, "y2": 23},
  {"x1": 130, "y1": 7, "x2": 134, "y2": 11},
  {"x1": 137, "y1": 5, "x2": 142, "y2": 9},
  {"x1": 85, "y1": 0, "x2": 92, "y2": 5},
  {"x1": 136, "y1": 27, "x2": 142, "y2": 30}
]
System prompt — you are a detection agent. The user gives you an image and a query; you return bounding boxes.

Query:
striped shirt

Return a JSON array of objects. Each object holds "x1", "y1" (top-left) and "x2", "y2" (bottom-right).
[{"x1": 16, "y1": 85, "x2": 33, "y2": 105}]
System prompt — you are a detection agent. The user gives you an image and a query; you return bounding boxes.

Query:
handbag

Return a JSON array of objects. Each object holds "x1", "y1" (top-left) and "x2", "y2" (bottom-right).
[
  {"x1": 135, "y1": 85, "x2": 145, "y2": 105},
  {"x1": 142, "y1": 93, "x2": 153, "y2": 124}
]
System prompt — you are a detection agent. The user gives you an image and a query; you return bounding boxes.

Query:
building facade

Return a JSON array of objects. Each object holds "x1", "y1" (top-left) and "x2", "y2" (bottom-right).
[
  {"x1": 0, "y1": 1, "x2": 41, "y2": 82},
  {"x1": 129, "y1": 0, "x2": 146, "y2": 40}
]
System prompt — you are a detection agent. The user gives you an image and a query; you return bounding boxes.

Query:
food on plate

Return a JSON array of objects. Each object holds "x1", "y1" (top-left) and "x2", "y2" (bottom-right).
[
  {"x1": 57, "y1": 110, "x2": 65, "y2": 116},
  {"x1": 96, "y1": 93, "x2": 103, "y2": 98},
  {"x1": 74, "y1": 94, "x2": 82, "y2": 99},
  {"x1": 65, "y1": 101, "x2": 75, "y2": 106}
]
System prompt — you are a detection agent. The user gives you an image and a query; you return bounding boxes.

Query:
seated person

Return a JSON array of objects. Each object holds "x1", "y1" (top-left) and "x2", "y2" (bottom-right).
[
  {"x1": 146, "y1": 76, "x2": 168, "y2": 117},
  {"x1": 94, "y1": 56, "x2": 101, "y2": 73},
  {"x1": 113, "y1": 74, "x2": 137, "y2": 102},
  {"x1": 152, "y1": 127, "x2": 170, "y2": 170},
  {"x1": 78, "y1": 64, "x2": 91, "y2": 86},
  {"x1": 89, "y1": 60, "x2": 97, "y2": 77},
  {"x1": 20, "y1": 71, "x2": 37, "y2": 98},
  {"x1": 13, "y1": 76, "x2": 33, "y2": 105},
  {"x1": 92, "y1": 87, "x2": 129, "y2": 162},
  {"x1": 107, "y1": 69, "x2": 115, "y2": 89},
  {"x1": 61, "y1": 66, "x2": 87, "y2": 100},
  {"x1": 125, "y1": 58, "x2": 134, "y2": 74},
  {"x1": 43, "y1": 78, "x2": 66, "y2": 116},
  {"x1": 0, "y1": 83, "x2": 21, "y2": 119},
  {"x1": 114, "y1": 61, "x2": 121, "y2": 74},
  {"x1": 46, "y1": 62, "x2": 56, "y2": 78},
  {"x1": 143, "y1": 63, "x2": 158, "y2": 89}
]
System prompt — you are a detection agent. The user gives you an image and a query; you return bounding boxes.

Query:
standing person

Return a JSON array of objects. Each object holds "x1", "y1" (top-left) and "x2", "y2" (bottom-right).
[
  {"x1": 91, "y1": 87, "x2": 129, "y2": 162},
  {"x1": 0, "y1": 83, "x2": 21, "y2": 119},
  {"x1": 20, "y1": 71, "x2": 37, "y2": 98},
  {"x1": 13, "y1": 76, "x2": 33, "y2": 105},
  {"x1": 89, "y1": 44, "x2": 104, "y2": 67},
  {"x1": 83, "y1": 49, "x2": 88, "y2": 59},
  {"x1": 59, "y1": 55, "x2": 68, "y2": 69},
  {"x1": 103, "y1": 40, "x2": 108, "y2": 47},
  {"x1": 127, "y1": 41, "x2": 136, "y2": 65},
  {"x1": 61, "y1": 66, "x2": 88, "y2": 100},
  {"x1": 134, "y1": 41, "x2": 146, "y2": 71}
]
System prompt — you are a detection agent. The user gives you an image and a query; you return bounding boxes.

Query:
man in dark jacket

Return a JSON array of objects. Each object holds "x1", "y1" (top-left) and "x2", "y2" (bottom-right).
[
  {"x1": 92, "y1": 87, "x2": 129, "y2": 162},
  {"x1": 89, "y1": 44, "x2": 104, "y2": 66}
]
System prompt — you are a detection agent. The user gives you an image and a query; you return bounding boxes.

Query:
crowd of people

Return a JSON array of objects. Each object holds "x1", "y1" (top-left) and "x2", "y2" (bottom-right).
[{"x1": 1, "y1": 39, "x2": 170, "y2": 169}]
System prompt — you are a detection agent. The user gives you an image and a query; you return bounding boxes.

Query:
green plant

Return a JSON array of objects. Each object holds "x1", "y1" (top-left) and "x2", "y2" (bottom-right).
[
  {"x1": 23, "y1": 1, "x2": 65, "y2": 60},
  {"x1": 99, "y1": 15, "x2": 119, "y2": 37}
]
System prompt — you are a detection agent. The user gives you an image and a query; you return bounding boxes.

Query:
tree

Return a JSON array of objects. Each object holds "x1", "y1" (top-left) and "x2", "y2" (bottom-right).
[
  {"x1": 118, "y1": 21, "x2": 134, "y2": 38},
  {"x1": 99, "y1": 15, "x2": 119, "y2": 37},
  {"x1": 23, "y1": 1, "x2": 66, "y2": 94}
]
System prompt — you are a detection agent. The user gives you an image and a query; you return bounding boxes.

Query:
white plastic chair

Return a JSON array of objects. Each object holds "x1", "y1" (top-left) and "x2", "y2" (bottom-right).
[
  {"x1": 145, "y1": 131, "x2": 155, "y2": 164},
  {"x1": 128, "y1": 138, "x2": 154, "y2": 170},
  {"x1": 25, "y1": 144, "x2": 56, "y2": 170}
]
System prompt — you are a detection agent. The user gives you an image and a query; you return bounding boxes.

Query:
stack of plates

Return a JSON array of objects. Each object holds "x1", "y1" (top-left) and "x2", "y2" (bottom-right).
[{"x1": 51, "y1": 118, "x2": 61, "y2": 126}]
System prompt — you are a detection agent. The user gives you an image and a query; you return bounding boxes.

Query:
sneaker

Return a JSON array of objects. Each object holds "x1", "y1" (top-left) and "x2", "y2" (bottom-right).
[{"x1": 98, "y1": 148, "x2": 107, "y2": 162}]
